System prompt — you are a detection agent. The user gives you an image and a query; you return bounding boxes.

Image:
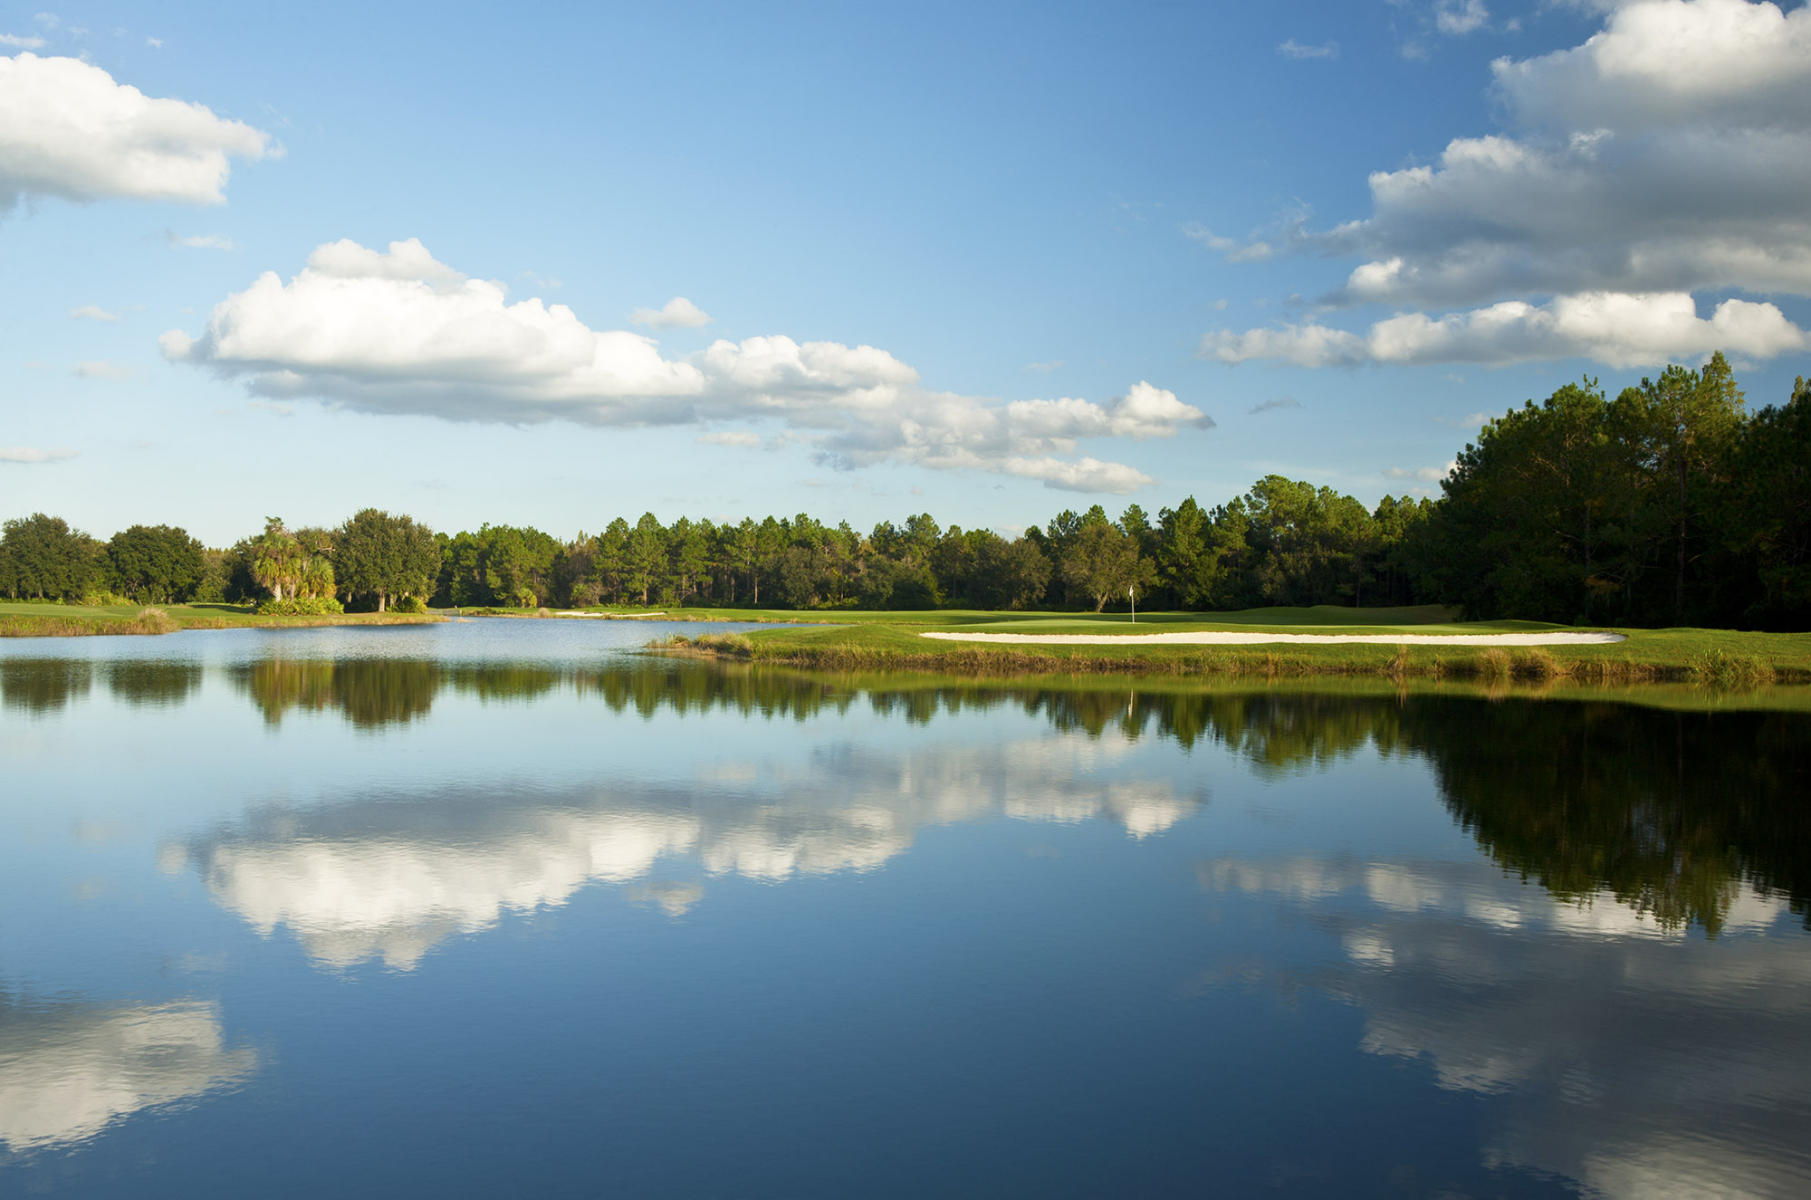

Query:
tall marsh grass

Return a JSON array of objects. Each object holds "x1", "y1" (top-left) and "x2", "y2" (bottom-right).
[
  {"x1": 122, "y1": 607, "x2": 179, "y2": 635},
  {"x1": 1688, "y1": 650, "x2": 1773, "y2": 690},
  {"x1": 0, "y1": 613, "x2": 107, "y2": 637}
]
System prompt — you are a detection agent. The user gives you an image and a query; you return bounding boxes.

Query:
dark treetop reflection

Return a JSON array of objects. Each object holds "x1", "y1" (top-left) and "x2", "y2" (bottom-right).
[{"x1": 1, "y1": 624, "x2": 1807, "y2": 1198}]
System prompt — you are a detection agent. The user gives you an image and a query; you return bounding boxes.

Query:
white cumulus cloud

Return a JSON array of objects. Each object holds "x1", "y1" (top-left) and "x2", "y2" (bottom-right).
[
  {"x1": 1199, "y1": 0, "x2": 1811, "y2": 367},
  {"x1": 162, "y1": 238, "x2": 705, "y2": 419},
  {"x1": 69, "y1": 304, "x2": 118, "y2": 321},
  {"x1": 0, "y1": 52, "x2": 270, "y2": 211},
  {"x1": 165, "y1": 239, "x2": 1208, "y2": 493},
  {"x1": 1497, "y1": 0, "x2": 1811, "y2": 133},
  {"x1": 1204, "y1": 291, "x2": 1808, "y2": 369}
]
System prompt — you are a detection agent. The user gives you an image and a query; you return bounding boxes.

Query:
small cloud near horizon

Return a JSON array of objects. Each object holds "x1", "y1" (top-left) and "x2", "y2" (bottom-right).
[
  {"x1": 1249, "y1": 396, "x2": 1301, "y2": 415},
  {"x1": 74, "y1": 360, "x2": 134, "y2": 380},
  {"x1": 1435, "y1": 411, "x2": 1492, "y2": 429},
  {"x1": 166, "y1": 231, "x2": 235, "y2": 250},
  {"x1": 1434, "y1": 0, "x2": 1490, "y2": 37},
  {"x1": 1277, "y1": 39, "x2": 1338, "y2": 60},
  {"x1": 0, "y1": 446, "x2": 77, "y2": 464},
  {"x1": 1383, "y1": 461, "x2": 1457, "y2": 483},
  {"x1": 630, "y1": 296, "x2": 710, "y2": 329},
  {"x1": 70, "y1": 304, "x2": 119, "y2": 321}
]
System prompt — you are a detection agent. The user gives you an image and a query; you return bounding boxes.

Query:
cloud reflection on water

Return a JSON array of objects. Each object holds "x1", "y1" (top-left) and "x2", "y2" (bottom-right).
[
  {"x1": 0, "y1": 993, "x2": 257, "y2": 1153},
  {"x1": 1200, "y1": 856, "x2": 1811, "y2": 1199},
  {"x1": 174, "y1": 733, "x2": 1202, "y2": 970}
]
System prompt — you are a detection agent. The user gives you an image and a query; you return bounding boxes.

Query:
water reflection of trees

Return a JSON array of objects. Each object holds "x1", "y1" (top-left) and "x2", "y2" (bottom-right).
[
  {"x1": 236, "y1": 659, "x2": 440, "y2": 729},
  {"x1": 1401, "y1": 700, "x2": 1811, "y2": 936},
  {"x1": 1, "y1": 658, "x2": 201, "y2": 712},
  {"x1": 0, "y1": 658, "x2": 93, "y2": 714},
  {"x1": 104, "y1": 661, "x2": 203, "y2": 708}
]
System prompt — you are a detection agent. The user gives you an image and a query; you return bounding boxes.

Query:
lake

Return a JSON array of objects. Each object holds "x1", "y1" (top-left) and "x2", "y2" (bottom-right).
[{"x1": 2, "y1": 620, "x2": 1807, "y2": 1198}]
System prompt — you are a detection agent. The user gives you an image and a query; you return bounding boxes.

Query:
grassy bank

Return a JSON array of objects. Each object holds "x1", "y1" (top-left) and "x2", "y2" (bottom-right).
[
  {"x1": 695, "y1": 661, "x2": 1811, "y2": 716},
  {"x1": 636, "y1": 604, "x2": 1811, "y2": 688},
  {"x1": 0, "y1": 600, "x2": 443, "y2": 638}
]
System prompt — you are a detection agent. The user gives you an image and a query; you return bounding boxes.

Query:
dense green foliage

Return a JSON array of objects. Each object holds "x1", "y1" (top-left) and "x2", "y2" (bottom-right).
[
  {"x1": 106, "y1": 524, "x2": 206, "y2": 603},
  {"x1": 1433, "y1": 358, "x2": 1809, "y2": 628},
  {"x1": 335, "y1": 508, "x2": 439, "y2": 612},
  {"x1": 0, "y1": 513, "x2": 99, "y2": 601},
  {"x1": 3, "y1": 358, "x2": 1805, "y2": 628}
]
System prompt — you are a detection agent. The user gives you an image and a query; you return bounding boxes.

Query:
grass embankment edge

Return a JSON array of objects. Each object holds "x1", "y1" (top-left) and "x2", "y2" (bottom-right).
[
  {"x1": 0, "y1": 602, "x2": 444, "y2": 638},
  {"x1": 656, "y1": 622, "x2": 1807, "y2": 689}
]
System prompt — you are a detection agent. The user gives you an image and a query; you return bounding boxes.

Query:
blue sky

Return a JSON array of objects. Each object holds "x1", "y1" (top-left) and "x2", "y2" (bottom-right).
[{"x1": 4, "y1": 0, "x2": 1808, "y2": 544}]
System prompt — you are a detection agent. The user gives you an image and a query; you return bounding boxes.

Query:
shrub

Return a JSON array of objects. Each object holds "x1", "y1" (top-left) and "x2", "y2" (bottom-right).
[
  {"x1": 256, "y1": 596, "x2": 345, "y2": 617},
  {"x1": 1513, "y1": 648, "x2": 1559, "y2": 679},
  {"x1": 1689, "y1": 650, "x2": 1772, "y2": 690},
  {"x1": 693, "y1": 632, "x2": 755, "y2": 657},
  {"x1": 393, "y1": 595, "x2": 428, "y2": 614}
]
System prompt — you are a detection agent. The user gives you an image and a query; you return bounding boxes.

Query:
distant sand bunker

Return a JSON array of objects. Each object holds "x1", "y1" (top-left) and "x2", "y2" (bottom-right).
[{"x1": 921, "y1": 630, "x2": 1625, "y2": 647}]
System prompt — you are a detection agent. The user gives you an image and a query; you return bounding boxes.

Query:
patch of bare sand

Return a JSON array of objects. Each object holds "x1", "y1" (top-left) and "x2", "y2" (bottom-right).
[{"x1": 921, "y1": 630, "x2": 1625, "y2": 646}]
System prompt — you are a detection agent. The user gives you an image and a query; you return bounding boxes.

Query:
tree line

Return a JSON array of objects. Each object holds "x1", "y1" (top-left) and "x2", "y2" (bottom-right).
[
  {"x1": 1432, "y1": 356, "x2": 1809, "y2": 628},
  {"x1": 3, "y1": 357, "x2": 1805, "y2": 628}
]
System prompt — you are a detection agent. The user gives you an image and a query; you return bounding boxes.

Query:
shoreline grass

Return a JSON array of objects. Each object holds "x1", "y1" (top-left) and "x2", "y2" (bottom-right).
[
  {"x1": 684, "y1": 659, "x2": 1811, "y2": 716},
  {"x1": 646, "y1": 607, "x2": 1811, "y2": 690},
  {"x1": 7, "y1": 597, "x2": 1804, "y2": 693},
  {"x1": 0, "y1": 600, "x2": 443, "y2": 639}
]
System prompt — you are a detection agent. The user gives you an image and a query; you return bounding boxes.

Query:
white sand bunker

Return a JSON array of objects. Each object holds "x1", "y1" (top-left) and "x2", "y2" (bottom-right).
[{"x1": 922, "y1": 630, "x2": 1625, "y2": 647}]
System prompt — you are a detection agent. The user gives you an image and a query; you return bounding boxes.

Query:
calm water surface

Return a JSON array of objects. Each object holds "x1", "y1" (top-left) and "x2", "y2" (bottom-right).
[{"x1": 1, "y1": 620, "x2": 1807, "y2": 1198}]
